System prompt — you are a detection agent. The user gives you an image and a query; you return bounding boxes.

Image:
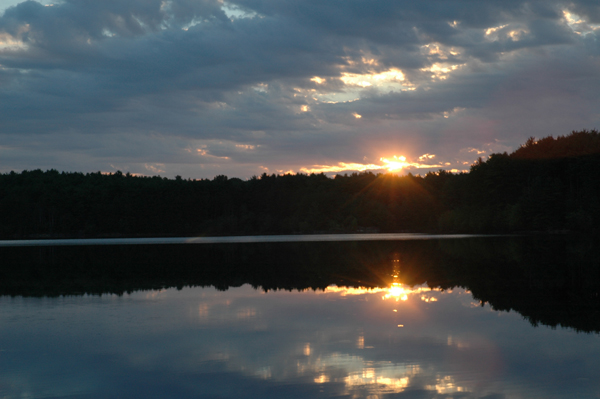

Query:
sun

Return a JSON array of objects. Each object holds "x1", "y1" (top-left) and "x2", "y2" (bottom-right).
[{"x1": 380, "y1": 156, "x2": 407, "y2": 172}]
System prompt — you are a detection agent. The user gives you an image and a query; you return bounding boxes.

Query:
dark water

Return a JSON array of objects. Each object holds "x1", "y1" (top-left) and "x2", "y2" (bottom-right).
[{"x1": 1, "y1": 235, "x2": 599, "y2": 398}]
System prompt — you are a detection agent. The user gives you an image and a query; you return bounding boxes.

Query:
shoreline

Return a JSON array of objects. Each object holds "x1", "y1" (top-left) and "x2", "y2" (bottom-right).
[{"x1": 0, "y1": 232, "x2": 501, "y2": 247}]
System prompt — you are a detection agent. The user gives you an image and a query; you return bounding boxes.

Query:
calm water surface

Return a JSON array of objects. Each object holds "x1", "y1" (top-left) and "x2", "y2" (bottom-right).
[
  {"x1": 2, "y1": 285, "x2": 599, "y2": 398},
  {"x1": 0, "y1": 233, "x2": 479, "y2": 247},
  {"x1": 1, "y1": 236, "x2": 599, "y2": 398}
]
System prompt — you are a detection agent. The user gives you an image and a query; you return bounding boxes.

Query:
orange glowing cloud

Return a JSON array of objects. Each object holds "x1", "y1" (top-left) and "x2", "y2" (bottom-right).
[
  {"x1": 299, "y1": 162, "x2": 385, "y2": 174},
  {"x1": 299, "y1": 155, "x2": 443, "y2": 174},
  {"x1": 380, "y1": 155, "x2": 443, "y2": 172}
]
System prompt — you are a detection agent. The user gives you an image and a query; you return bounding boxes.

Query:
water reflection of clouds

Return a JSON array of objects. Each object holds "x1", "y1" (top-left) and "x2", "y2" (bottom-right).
[
  {"x1": 178, "y1": 285, "x2": 588, "y2": 397},
  {"x1": 1, "y1": 285, "x2": 600, "y2": 398},
  {"x1": 313, "y1": 284, "x2": 445, "y2": 302}
]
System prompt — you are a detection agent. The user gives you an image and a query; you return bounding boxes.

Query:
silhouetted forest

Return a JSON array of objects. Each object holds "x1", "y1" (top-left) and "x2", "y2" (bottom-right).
[
  {"x1": 1, "y1": 130, "x2": 599, "y2": 238},
  {"x1": 1, "y1": 236, "x2": 599, "y2": 332},
  {"x1": 440, "y1": 129, "x2": 600, "y2": 232}
]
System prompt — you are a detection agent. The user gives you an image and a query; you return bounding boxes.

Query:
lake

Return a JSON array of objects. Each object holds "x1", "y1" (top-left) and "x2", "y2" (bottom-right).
[{"x1": 1, "y1": 234, "x2": 599, "y2": 398}]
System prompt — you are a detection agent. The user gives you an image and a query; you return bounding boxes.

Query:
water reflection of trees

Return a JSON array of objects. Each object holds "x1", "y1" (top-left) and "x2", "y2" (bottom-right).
[
  {"x1": 1, "y1": 235, "x2": 599, "y2": 332},
  {"x1": 434, "y1": 236, "x2": 600, "y2": 333}
]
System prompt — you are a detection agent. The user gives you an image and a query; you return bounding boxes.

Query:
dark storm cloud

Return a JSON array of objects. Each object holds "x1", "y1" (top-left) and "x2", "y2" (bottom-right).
[
  {"x1": 0, "y1": 1, "x2": 347, "y2": 138},
  {"x1": 1, "y1": 0, "x2": 600, "y2": 177}
]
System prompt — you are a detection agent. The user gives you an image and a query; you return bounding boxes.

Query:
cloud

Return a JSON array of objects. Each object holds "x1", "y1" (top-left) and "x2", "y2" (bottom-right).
[{"x1": 1, "y1": 0, "x2": 600, "y2": 178}]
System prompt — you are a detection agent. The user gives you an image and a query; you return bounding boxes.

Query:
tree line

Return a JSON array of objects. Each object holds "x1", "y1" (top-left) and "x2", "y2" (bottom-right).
[{"x1": 0, "y1": 130, "x2": 599, "y2": 238}]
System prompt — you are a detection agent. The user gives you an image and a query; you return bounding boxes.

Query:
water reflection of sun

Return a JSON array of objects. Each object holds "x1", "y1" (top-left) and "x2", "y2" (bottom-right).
[
  {"x1": 383, "y1": 284, "x2": 440, "y2": 302},
  {"x1": 320, "y1": 284, "x2": 440, "y2": 302},
  {"x1": 385, "y1": 283, "x2": 409, "y2": 301}
]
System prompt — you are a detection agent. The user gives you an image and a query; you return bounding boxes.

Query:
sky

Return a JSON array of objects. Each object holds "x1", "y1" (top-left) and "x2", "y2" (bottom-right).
[{"x1": 1, "y1": 0, "x2": 599, "y2": 179}]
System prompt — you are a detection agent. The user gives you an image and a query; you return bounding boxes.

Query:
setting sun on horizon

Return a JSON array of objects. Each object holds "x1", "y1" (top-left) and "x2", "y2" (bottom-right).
[{"x1": 380, "y1": 156, "x2": 408, "y2": 172}]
